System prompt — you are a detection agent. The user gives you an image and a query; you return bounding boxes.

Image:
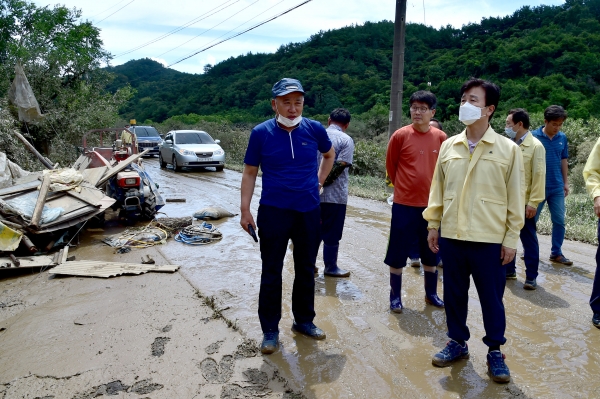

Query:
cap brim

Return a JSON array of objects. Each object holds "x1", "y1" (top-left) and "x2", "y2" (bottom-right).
[{"x1": 274, "y1": 89, "x2": 305, "y2": 97}]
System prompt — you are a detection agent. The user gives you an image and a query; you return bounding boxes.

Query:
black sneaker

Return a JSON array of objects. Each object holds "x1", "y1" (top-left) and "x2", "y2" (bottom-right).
[
  {"x1": 506, "y1": 272, "x2": 517, "y2": 280},
  {"x1": 432, "y1": 340, "x2": 469, "y2": 367},
  {"x1": 549, "y1": 254, "x2": 573, "y2": 266},
  {"x1": 593, "y1": 313, "x2": 600, "y2": 329},
  {"x1": 487, "y1": 350, "x2": 510, "y2": 383},
  {"x1": 523, "y1": 279, "x2": 537, "y2": 290},
  {"x1": 260, "y1": 332, "x2": 279, "y2": 354}
]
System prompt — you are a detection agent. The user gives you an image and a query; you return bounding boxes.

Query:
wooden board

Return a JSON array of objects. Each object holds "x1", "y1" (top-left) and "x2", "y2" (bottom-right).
[
  {"x1": 82, "y1": 167, "x2": 108, "y2": 187},
  {"x1": 51, "y1": 260, "x2": 179, "y2": 278},
  {"x1": 97, "y1": 149, "x2": 149, "y2": 186},
  {"x1": 0, "y1": 255, "x2": 56, "y2": 274},
  {"x1": 66, "y1": 186, "x2": 105, "y2": 207},
  {"x1": 45, "y1": 195, "x2": 90, "y2": 216},
  {"x1": 0, "y1": 180, "x2": 39, "y2": 197},
  {"x1": 72, "y1": 155, "x2": 91, "y2": 171}
]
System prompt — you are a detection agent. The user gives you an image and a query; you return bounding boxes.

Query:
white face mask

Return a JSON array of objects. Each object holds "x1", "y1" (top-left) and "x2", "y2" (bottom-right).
[
  {"x1": 277, "y1": 114, "x2": 302, "y2": 127},
  {"x1": 275, "y1": 103, "x2": 302, "y2": 127},
  {"x1": 459, "y1": 102, "x2": 486, "y2": 126},
  {"x1": 504, "y1": 126, "x2": 517, "y2": 139}
]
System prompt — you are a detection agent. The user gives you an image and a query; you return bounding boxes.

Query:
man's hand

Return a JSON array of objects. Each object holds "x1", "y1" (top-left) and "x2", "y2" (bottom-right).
[
  {"x1": 594, "y1": 196, "x2": 600, "y2": 218},
  {"x1": 500, "y1": 246, "x2": 516, "y2": 265},
  {"x1": 240, "y1": 210, "x2": 256, "y2": 233},
  {"x1": 427, "y1": 229, "x2": 439, "y2": 254},
  {"x1": 564, "y1": 183, "x2": 570, "y2": 197},
  {"x1": 525, "y1": 205, "x2": 537, "y2": 219}
]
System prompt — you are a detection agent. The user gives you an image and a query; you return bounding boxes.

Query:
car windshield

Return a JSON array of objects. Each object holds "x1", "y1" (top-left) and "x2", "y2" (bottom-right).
[
  {"x1": 134, "y1": 127, "x2": 161, "y2": 138},
  {"x1": 175, "y1": 132, "x2": 215, "y2": 144}
]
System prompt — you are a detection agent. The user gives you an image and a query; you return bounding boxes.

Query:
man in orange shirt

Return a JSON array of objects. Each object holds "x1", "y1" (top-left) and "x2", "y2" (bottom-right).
[{"x1": 385, "y1": 90, "x2": 447, "y2": 312}]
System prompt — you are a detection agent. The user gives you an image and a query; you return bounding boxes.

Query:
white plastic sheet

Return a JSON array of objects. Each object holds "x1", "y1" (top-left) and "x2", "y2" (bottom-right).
[
  {"x1": 0, "y1": 151, "x2": 31, "y2": 189},
  {"x1": 3, "y1": 191, "x2": 63, "y2": 224},
  {"x1": 7, "y1": 63, "x2": 44, "y2": 123}
]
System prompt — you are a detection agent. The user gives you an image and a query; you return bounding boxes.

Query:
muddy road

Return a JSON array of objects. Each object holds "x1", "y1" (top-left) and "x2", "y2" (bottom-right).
[{"x1": 144, "y1": 159, "x2": 599, "y2": 398}]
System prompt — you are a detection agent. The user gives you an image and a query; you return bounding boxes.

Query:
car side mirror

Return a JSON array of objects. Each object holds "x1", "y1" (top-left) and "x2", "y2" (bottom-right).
[
  {"x1": 165, "y1": 140, "x2": 172, "y2": 144},
  {"x1": 214, "y1": 139, "x2": 220, "y2": 144}
]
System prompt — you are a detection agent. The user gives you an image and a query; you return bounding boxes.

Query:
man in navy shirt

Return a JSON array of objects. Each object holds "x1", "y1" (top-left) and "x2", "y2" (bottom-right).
[
  {"x1": 240, "y1": 78, "x2": 335, "y2": 354},
  {"x1": 532, "y1": 105, "x2": 572, "y2": 265}
]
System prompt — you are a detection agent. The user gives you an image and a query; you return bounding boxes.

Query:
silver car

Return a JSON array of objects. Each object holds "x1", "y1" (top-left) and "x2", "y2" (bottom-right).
[{"x1": 159, "y1": 130, "x2": 225, "y2": 172}]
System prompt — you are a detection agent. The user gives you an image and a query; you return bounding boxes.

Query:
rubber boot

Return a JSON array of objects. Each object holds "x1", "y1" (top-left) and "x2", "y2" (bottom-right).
[
  {"x1": 323, "y1": 244, "x2": 350, "y2": 277},
  {"x1": 424, "y1": 270, "x2": 444, "y2": 308},
  {"x1": 390, "y1": 272, "x2": 403, "y2": 313}
]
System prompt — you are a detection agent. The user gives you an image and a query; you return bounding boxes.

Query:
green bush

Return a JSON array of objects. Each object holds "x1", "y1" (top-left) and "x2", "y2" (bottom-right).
[{"x1": 351, "y1": 140, "x2": 386, "y2": 177}]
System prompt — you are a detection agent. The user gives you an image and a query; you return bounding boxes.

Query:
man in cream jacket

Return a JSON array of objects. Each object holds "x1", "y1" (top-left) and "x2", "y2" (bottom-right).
[{"x1": 424, "y1": 78, "x2": 524, "y2": 384}]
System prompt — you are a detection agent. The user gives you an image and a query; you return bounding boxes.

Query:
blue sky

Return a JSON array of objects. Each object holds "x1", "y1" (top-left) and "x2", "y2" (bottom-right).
[{"x1": 32, "y1": 0, "x2": 565, "y2": 74}]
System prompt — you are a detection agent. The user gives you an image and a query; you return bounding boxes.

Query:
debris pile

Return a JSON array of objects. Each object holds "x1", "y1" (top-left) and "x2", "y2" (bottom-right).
[{"x1": 175, "y1": 222, "x2": 223, "y2": 245}]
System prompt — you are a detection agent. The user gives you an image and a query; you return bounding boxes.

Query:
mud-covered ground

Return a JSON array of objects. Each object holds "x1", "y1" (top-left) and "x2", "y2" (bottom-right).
[
  {"x1": 0, "y1": 236, "x2": 302, "y2": 398},
  {"x1": 2, "y1": 159, "x2": 600, "y2": 398}
]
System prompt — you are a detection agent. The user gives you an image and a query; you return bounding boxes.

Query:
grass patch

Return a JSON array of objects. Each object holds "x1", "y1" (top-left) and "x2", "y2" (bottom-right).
[
  {"x1": 348, "y1": 174, "x2": 389, "y2": 201},
  {"x1": 537, "y1": 193, "x2": 597, "y2": 245}
]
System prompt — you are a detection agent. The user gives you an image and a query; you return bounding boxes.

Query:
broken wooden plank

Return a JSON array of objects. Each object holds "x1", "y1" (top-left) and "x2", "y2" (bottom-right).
[
  {"x1": 50, "y1": 260, "x2": 179, "y2": 278},
  {"x1": 0, "y1": 180, "x2": 39, "y2": 197},
  {"x1": 29, "y1": 174, "x2": 51, "y2": 229},
  {"x1": 0, "y1": 255, "x2": 56, "y2": 275},
  {"x1": 60, "y1": 245, "x2": 69, "y2": 264},
  {"x1": 81, "y1": 166, "x2": 108, "y2": 187},
  {"x1": 72, "y1": 155, "x2": 91, "y2": 172},
  {"x1": 65, "y1": 186, "x2": 105, "y2": 207},
  {"x1": 97, "y1": 149, "x2": 149, "y2": 186}
]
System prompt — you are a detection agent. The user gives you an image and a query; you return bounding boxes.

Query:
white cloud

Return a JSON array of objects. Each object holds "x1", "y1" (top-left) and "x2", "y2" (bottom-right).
[
  {"x1": 150, "y1": 57, "x2": 167, "y2": 66},
  {"x1": 32, "y1": 0, "x2": 565, "y2": 74}
]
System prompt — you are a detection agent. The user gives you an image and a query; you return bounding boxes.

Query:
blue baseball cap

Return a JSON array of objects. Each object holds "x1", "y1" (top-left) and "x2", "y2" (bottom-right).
[{"x1": 272, "y1": 78, "x2": 304, "y2": 98}]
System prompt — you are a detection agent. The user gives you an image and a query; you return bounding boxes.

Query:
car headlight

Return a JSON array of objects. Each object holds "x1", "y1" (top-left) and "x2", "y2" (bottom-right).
[
  {"x1": 213, "y1": 149, "x2": 224, "y2": 156},
  {"x1": 178, "y1": 149, "x2": 195, "y2": 156}
]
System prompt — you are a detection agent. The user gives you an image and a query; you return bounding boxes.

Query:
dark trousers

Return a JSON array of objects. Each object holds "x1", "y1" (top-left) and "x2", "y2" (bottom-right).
[
  {"x1": 441, "y1": 238, "x2": 507, "y2": 347},
  {"x1": 505, "y1": 215, "x2": 540, "y2": 280},
  {"x1": 257, "y1": 204, "x2": 321, "y2": 333},
  {"x1": 320, "y1": 202, "x2": 347, "y2": 246},
  {"x1": 591, "y1": 219, "x2": 600, "y2": 313}
]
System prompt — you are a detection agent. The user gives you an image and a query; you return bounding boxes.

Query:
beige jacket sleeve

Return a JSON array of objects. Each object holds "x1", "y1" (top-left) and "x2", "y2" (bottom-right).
[
  {"x1": 528, "y1": 144, "x2": 546, "y2": 208},
  {"x1": 423, "y1": 153, "x2": 444, "y2": 230},
  {"x1": 503, "y1": 145, "x2": 526, "y2": 249},
  {"x1": 583, "y1": 137, "x2": 600, "y2": 200}
]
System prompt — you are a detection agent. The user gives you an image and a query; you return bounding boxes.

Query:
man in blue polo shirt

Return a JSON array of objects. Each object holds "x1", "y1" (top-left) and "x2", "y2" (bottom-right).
[
  {"x1": 240, "y1": 78, "x2": 335, "y2": 355},
  {"x1": 533, "y1": 105, "x2": 572, "y2": 265}
]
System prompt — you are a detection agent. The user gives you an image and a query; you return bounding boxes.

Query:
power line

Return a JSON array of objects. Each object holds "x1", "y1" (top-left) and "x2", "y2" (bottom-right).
[
  {"x1": 111, "y1": 0, "x2": 310, "y2": 86},
  {"x1": 173, "y1": 0, "x2": 285, "y2": 60},
  {"x1": 91, "y1": 0, "x2": 128, "y2": 20},
  {"x1": 114, "y1": 0, "x2": 240, "y2": 58},
  {"x1": 156, "y1": 0, "x2": 262, "y2": 58},
  {"x1": 169, "y1": 0, "x2": 313, "y2": 68},
  {"x1": 96, "y1": 0, "x2": 136, "y2": 24}
]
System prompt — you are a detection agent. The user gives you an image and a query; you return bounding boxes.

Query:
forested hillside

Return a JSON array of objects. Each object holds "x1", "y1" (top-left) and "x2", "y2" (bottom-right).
[{"x1": 109, "y1": 0, "x2": 600, "y2": 124}]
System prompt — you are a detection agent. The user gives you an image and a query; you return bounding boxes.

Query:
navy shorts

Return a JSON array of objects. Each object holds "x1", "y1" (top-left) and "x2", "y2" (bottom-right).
[{"x1": 384, "y1": 203, "x2": 438, "y2": 268}]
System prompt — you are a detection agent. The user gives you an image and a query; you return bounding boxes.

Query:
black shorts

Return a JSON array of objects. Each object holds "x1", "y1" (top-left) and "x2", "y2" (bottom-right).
[{"x1": 384, "y1": 203, "x2": 438, "y2": 268}]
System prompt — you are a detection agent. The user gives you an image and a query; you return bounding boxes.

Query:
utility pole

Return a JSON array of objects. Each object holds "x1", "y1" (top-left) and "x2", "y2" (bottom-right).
[{"x1": 388, "y1": 0, "x2": 407, "y2": 138}]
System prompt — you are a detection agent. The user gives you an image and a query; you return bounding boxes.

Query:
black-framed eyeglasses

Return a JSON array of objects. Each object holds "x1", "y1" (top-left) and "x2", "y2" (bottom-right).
[{"x1": 410, "y1": 106, "x2": 429, "y2": 113}]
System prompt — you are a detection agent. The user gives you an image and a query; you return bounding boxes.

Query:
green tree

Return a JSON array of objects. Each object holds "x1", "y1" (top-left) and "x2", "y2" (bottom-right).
[{"x1": 0, "y1": 0, "x2": 132, "y2": 166}]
